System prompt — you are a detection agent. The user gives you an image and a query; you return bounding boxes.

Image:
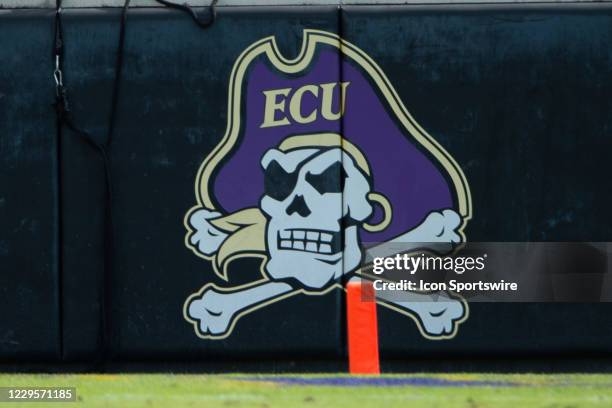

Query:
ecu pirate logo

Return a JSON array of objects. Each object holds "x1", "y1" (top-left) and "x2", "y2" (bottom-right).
[{"x1": 183, "y1": 30, "x2": 472, "y2": 340}]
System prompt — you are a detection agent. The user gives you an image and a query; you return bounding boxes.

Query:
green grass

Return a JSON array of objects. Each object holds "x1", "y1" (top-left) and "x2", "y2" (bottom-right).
[{"x1": 0, "y1": 373, "x2": 611, "y2": 408}]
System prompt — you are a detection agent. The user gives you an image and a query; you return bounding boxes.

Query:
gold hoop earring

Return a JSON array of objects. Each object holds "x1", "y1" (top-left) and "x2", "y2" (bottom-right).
[{"x1": 363, "y1": 193, "x2": 392, "y2": 232}]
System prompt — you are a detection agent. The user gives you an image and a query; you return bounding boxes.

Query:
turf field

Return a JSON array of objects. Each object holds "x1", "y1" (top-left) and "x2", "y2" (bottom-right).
[{"x1": 0, "y1": 373, "x2": 611, "y2": 407}]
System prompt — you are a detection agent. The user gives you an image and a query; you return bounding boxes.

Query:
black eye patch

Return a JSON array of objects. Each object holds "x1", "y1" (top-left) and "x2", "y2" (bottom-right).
[
  {"x1": 264, "y1": 160, "x2": 298, "y2": 201},
  {"x1": 306, "y1": 161, "x2": 346, "y2": 194}
]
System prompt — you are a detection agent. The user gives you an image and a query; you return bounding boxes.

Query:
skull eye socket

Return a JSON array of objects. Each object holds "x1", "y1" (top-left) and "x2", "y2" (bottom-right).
[
  {"x1": 306, "y1": 161, "x2": 346, "y2": 195},
  {"x1": 264, "y1": 160, "x2": 298, "y2": 201}
]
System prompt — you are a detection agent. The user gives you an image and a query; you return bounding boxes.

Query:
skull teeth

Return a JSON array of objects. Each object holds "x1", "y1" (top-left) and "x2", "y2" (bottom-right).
[
  {"x1": 320, "y1": 233, "x2": 333, "y2": 243},
  {"x1": 277, "y1": 229, "x2": 341, "y2": 254}
]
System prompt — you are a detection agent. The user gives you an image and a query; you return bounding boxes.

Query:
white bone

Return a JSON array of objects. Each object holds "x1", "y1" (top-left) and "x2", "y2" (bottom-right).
[
  {"x1": 360, "y1": 209, "x2": 466, "y2": 337},
  {"x1": 364, "y1": 277, "x2": 466, "y2": 337},
  {"x1": 186, "y1": 281, "x2": 294, "y2": 337},
  {"x1": 187, "y1": 209, "x2": 466, "y2": 338},
  {"x1": 188, "y1": 208, "x2": 228, "y2": 256},
  {"x1": 367, "y1": 209, "x2": 462, "y2": 260},
  {"x1": 383, "y1": 293, "x2": 465, "y2": 337}
]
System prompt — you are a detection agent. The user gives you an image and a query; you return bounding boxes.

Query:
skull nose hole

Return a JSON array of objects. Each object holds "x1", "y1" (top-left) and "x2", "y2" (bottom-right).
[{"x1": 286, "y1": 195, "x2": 311, "y2": 217}]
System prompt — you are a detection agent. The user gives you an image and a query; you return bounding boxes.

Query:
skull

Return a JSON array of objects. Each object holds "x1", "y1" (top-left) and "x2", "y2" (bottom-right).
[{"x1": 260, "y1": 146, "x2": 373, "y2": 290}]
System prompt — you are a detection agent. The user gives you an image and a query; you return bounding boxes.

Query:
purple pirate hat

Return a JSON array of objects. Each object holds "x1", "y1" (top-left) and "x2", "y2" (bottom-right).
[{"x1": 208, "y1": 31, "x2": 470, "y2": 243}]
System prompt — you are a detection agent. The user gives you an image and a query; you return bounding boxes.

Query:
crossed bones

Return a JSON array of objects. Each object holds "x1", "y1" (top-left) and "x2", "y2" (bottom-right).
[{"x1": 185, "y1": 209, "x2": 467, "y2": 340}]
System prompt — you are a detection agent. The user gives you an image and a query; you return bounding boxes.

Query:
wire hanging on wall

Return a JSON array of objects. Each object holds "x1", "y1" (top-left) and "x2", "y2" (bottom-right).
[{"x1": 52, "y1": 0, "x2": 217, "y2": 367}]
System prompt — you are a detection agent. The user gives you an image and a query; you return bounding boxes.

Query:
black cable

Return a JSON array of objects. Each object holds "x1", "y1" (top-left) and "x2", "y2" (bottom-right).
[
  {"x1": 107, "y1": 0, "x2": 131, "y2": 147},
  {"x1": 153, "y1": 0, "x2": 218, "y2": 29},
  {"x1": 53, "y1": 0, "x2": 65, "y2": 363},
  {"x1": 53, "y1": 0, "x2": 131, "y2": 368},
  {"x1": 53, "y1": 0, "x2": 216, "y2": 367}
]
